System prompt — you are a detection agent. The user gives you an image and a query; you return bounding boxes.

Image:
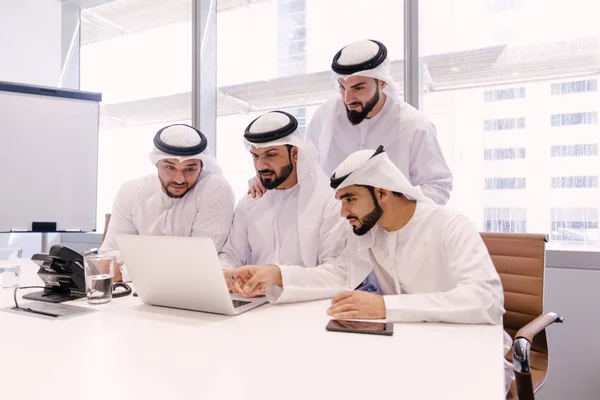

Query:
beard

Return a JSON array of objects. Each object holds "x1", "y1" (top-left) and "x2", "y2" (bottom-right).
[
  {"x1": 345, "y1": 89, "x2": 380, "y2": 125},
  {"x1": 258, "y1": 162, "x2": 294, "y2": 190},
  {"x1": 348, "y1": 202, "x2": 383, "y2": 236},
  {"x1": 159, "y1": 177, "x2": 198, "y2": 198}
]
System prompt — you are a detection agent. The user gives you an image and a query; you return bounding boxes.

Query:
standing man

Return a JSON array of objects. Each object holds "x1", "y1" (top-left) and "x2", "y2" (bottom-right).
[
  {"x1": 250, "y1": 39, "x2": 453, "y2": 205},
  {"x1": 100, "y1": 124, "x2": 235, "y2": 281}
]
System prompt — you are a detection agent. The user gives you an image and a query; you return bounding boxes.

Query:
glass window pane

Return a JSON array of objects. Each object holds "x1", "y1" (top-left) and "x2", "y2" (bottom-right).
[
  {"x1": 80, "y1": 1, "x2": 193, "y2": 229},
  {"x1": 421, "y1": 0, "x2": 600, "y2": 250},
  {"x1": 217, "y1": 0, "x2": 404, "y2": 201}
]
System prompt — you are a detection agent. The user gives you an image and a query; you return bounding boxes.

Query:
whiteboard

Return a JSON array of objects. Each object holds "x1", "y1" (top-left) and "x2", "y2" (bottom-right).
[{"x1": 0, "y1": 81, "x2": 101, "y2": 232}]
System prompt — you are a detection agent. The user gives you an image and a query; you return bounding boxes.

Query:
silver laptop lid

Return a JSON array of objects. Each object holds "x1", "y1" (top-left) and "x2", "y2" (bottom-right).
[{"x1": 117, "y1": 235, "x2": 236, "y2": 315}]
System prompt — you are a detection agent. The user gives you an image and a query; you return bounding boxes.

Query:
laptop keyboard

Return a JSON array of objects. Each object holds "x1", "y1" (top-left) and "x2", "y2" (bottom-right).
[{"x1": 232, "y1": 299, "x2": 252, "y2": 308}]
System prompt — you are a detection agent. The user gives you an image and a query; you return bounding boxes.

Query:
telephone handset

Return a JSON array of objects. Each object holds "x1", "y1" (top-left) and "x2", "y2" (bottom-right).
[{"x1": 23, "y1": 245, "x2": 131, "y2": 303}]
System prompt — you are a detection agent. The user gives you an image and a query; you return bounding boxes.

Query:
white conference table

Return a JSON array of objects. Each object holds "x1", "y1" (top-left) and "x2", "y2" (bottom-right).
[{"x1": 0, "y1": 261, "x2": 506, "y2": 400}]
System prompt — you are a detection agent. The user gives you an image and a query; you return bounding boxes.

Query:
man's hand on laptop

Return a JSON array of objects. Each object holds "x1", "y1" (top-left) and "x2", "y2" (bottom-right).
[{"x1": 223, "y1": 264, "x2": 282, "y2": 297}]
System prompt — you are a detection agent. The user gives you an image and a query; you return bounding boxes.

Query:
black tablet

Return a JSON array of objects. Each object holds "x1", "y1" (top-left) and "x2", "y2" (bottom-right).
[{"x1": 325, "y1": 319, "x2": 393, "y2": 336}]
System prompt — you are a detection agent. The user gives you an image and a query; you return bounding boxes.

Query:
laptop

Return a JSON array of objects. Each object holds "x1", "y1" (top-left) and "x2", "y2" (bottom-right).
[{"x1": 116, "y1": 235, "x2": 268, "y2": 315}]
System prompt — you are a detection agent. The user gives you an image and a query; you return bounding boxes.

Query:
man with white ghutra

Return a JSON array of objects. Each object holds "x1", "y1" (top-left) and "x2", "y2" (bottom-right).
[{"x1": 228, "y1": 145, "x2": 514, "y2": 395}]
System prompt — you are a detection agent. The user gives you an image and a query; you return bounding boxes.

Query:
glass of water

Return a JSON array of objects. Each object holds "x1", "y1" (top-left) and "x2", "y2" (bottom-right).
[
  {"x1": 83, "y1": 254, "x2": 115, "y2": 304},
  {"x1": 0, "y1": 247, "x2": 22, "y2": 300}
]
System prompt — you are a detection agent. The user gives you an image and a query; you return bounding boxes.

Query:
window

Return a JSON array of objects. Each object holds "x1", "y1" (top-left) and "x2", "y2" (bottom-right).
[
  {"x1": 484, "y1": 177, "x2": 526, "y2": 190},
  {"x1": 484, "y1": 87, "x2": 525, "y2": 102},
  {"x1": 79, "y1": 1, "x2": 193, "y2": 229},
  {"x1": 484, "y1": 207, "x2": 527, "y2": 233},
  {"x1": 551, "y1": 208, "x2": 599, "y2": 244},
  {"x1": 551, "y1": 176, "x2": 598, "y2": 189},
  {"x1": 484, "y1": 147, "x2": 526, "y2": 160},
  {"x1": 551, "y1": 144, "x2": 598, "y2": 157},
  {"x1": 484, "y1": 118, "x2": 526, "y2": 131},
  {"x1": 277, "y1": 0, "x2": 306, "y2": 77},
  {"x1": 217, "y1": 0, "x2": 404, "y2": 200},
  {"x1": 551, "y1": 79, "x2": 597, "y2": 95},
  {"x1": 551, "y1": 112, "x2": 598, "y2": 126}
]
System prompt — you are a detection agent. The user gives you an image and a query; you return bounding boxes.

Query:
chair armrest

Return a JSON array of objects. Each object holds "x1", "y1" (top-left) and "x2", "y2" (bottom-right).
[
  {"x1": 515, "y1": 312, "x2": 565, "y2": 344},
  {"x1": 512, "y1": 312, "x2": 564, "y2": 400}
]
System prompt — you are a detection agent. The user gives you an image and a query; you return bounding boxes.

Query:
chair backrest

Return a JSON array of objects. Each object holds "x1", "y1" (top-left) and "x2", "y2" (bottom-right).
[
  {"x1": 480, "y1": 233, "x2": 549, "y2": 359},
  {"x1": 102, "y1": 213, "x2": 111, "y2": 245}
]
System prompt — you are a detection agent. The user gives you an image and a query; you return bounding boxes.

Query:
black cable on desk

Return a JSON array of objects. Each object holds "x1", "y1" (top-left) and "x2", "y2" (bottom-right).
[{"x1": 12, "y1": 286, "x2": 61, "y2": 317}]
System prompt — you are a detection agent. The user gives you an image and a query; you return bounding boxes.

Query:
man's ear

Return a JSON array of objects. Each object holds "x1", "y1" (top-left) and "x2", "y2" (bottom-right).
[
  {"x1": 380, "y1": 80, "x2": 388, "y2": 89},
  {"x1": 376, "y1": 188, "x2": 392, "y2": 202},
  {"x1": 291, "y1": 146, "x2": 299, "y2": 163}
]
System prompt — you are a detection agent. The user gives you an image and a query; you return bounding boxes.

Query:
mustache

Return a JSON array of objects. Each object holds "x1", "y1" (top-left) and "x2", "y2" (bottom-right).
[
  {"x1": 346, "y1": 216, "x2": 358, "y2": 220},
  {"x1": 258, "y1": 169, "x2": 275, "y2": 174},
  {"x1": 348, "y1": 102, "x2": 362, "y2": 107},
  {"x1": 168, "y1": 182, "x2": 187, "y2": 186}
]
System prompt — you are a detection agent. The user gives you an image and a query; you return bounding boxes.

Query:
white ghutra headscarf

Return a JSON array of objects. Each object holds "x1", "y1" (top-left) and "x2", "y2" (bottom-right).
[
  {"x1": 244, "y1": 111, "x2": 334, "y2": 267},
  {"x1": 330, "y1": 145, "x2": 432, "y2": 203},
  {"x1": 148, "y1": 124, "x2": 222, "y2": 175}
]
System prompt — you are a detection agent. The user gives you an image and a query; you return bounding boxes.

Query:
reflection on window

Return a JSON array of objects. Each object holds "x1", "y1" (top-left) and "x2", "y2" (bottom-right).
[
  {"x1": 485, "y1": 220, "x2": 527, "y2": 233},
  {"x1": 484, "y1": 207, "x2": 527, "y2": 233},
  {"x1": 484, "y1": 147, "x2": 526, "y2": 160},
  {"x1": 551, "y1": 176, "x2": 598, "y2": 189},
  {"x1": 551, "y1": 79, "x2": 597, "y2": 95},
  {"x1": 484, "y1": 177, "x2": 526, "y2": 190},
  {"x1": 551, "y1": 208, "x2": 599, "y2": 244},
  {"x1": 551, "y1": 112, "x2": 598, "y2": 126},
  {"x1": 484, "y1": 87, "x2": 525, "y2": 102},
  {"x1": 277, "y1": 0, "x2": 306, "y2": 77},
  {"x1": 551, "y1": 144, "x2": 598, "y2": 157},
  {"x1": 484, "y1": 118, "x2": 526, "y2": 131},
  {"x1": 420, "y1": 0, "x2": 600, "y2": 249},
  {"x1": 79, "y1": 1, "x2": 192, "y2": 229},
  {"x1": 217, "y1": 0, "x2": 404, "y2": 201}
]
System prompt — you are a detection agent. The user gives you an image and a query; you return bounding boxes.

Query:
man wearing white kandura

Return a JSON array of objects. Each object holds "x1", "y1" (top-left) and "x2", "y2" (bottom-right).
[
  {"x1": 227, "y1": 145, "x2": 513, "y2": 395},
  {"x1": 100, "y1": 124, "x2": 235, "y2": 282},
  {"x1": 250, "y1": 39, "x2": 453, "y2": 205},
  {"x1": 219, "y1": 111, "x2": 346, "y2": 292}
]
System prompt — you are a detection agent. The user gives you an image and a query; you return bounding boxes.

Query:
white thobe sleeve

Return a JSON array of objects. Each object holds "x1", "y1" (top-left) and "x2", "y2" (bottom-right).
[
  {"x1": 99, "y1": 181, "x2": 139, "y2": 264},
  {"x1": 218, "y1": 200, "x2": 250, "y2": 270},
  {"x1": 315, "y1": 196, "x2": 347, "y2": 265},
  {"x1": 408, "y1": 120, "x2": 453, "y2": 205},
  {"x1": 191, "y1": 175, "x2": 235, "y2": 252},
  {"x1": 383, "y1": 214, "x2": 505, "y2": 324},
  {"x1": 266, "y1": 244, "x2": 352, "y2": 304}
]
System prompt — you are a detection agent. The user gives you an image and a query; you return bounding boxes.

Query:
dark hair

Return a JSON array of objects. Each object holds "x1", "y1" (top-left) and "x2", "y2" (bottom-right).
[{"x1": 284, "y1": 144, "x2": 295, "y2": 160}]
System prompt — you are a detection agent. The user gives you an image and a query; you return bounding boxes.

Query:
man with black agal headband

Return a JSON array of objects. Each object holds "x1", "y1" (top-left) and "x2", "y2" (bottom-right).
[
  {"x1": 249, "y1": 39, "x2": 453, "y2": 206},
  {"x1": 100, "y1": 124, "x2": 235, "y2": 281},
  {"x1": 219, "y1": 111, "x2": 346, "y2": 291}
]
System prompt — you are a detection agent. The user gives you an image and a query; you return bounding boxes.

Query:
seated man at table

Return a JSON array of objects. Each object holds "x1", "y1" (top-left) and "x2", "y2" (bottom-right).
[
  {"x1": 100, "y1": 124, "x2": 235, "y2": 281},
  {"x1": 219, "y1": 111, "x2": 346, "y2": 287},
  {"x1": 226, "y1": 145, "x2": 513, "y2": 394}
]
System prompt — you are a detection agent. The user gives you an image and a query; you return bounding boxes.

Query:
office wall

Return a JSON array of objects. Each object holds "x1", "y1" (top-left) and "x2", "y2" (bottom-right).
[
  {"x1": 0, "y1": 0, "x2": 62, "y2": 86},
  {"x1": 537, "y1": 265, "x2": 600, "y2": 400}
]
